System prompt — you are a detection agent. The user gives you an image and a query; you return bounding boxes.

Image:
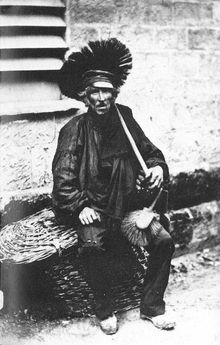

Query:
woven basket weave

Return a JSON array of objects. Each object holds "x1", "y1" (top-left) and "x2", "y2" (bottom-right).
[
  {"x1": 0, "y1": 208, "x2": 78, "y2": 264},
  {"x1": 1, "y1": 246, "x2": 148, "y2": 318},
  {"x1": 0, "y1": 208, "x2": 149, "y2": 317},
  {"x1": 43, "y1": 246, "x2": 148, "y2": 317}
]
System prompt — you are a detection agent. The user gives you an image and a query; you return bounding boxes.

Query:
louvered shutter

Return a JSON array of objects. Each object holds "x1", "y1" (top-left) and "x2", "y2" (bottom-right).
[{"x1": 0, "y1": 0, "x2": 67, "y2": 104}]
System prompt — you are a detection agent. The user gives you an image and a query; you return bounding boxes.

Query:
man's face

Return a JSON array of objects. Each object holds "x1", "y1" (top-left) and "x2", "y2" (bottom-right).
[{"x1": 86, "y1": 86, "x2": 115, "y2": 116}]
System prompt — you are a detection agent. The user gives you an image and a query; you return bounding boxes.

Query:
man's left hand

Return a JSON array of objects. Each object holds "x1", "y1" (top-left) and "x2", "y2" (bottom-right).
[{"x1": 136, "y1": 166, "x2": 163, "y2": 191}]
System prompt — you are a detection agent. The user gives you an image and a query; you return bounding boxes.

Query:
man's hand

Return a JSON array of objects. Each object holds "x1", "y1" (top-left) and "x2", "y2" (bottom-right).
[
  {"x1": 136, "y1": 166, "x2": 164, "y2": 191},
  {"x1": 79, "y1": 207, "x2": 101, "y2": 225}
]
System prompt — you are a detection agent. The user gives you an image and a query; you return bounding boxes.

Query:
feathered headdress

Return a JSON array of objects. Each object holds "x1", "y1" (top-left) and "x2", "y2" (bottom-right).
[{"x1": 59, "y1": 38, "x2": 132, "y2": 100}]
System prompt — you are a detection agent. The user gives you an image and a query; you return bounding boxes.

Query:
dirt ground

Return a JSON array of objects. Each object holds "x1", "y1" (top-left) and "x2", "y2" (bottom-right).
[{"x1": 0, "y1": 245, "x2": 220, "y2": 345}]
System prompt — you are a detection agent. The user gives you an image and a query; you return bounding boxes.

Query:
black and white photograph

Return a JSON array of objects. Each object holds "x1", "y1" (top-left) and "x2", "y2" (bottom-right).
[{"x1": 0, "y1": 1, "x2": 220, "y2": 344}]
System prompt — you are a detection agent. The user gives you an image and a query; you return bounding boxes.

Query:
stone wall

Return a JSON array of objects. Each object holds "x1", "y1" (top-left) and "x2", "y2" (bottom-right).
[
  {"x1": 66, "y1": 0, "x2": 220, "y2": 175},
  {"x1": 1, "y1": 0, "x2": 220, "y2": 217}
]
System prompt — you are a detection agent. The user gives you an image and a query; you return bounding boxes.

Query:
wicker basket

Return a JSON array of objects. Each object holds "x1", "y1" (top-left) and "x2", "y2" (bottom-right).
[
  {"x1": 0, "y1": 208, "x2": 149, "y2": 318},
  {"x1": 0, "y1": 208, "x2": 78, "y2": 264},
  {"x1": 43, "y1": 246, "x2": 148, "y2": 317}
]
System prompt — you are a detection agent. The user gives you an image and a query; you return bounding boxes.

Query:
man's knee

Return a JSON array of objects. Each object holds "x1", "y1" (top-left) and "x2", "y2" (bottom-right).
[
  {"x1": 79, "y1": 245, "x2": 104, "y2": 258},
  {"x1": 77, "y1": 221, "x2": 107, "y2": 253}
]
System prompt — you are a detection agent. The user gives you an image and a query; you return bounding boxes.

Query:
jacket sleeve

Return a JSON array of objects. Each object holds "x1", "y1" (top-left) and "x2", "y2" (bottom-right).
[
  {"x1": 123, "y1": 106, "x2": 169, "y2": 184},
  {"x1": 52, "y1": 120, "x2": 90, "y2": 220}
]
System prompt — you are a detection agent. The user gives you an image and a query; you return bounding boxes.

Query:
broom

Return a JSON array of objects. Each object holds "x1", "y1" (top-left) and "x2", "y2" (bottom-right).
[{"x1": 115, "y1": 105, "x2": 164, "y2": 246}]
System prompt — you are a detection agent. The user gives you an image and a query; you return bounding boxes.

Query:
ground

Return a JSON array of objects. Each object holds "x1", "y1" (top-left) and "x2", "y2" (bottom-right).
[{"x1": 0, "y1": 245, "x2": 220, "y2": 345}]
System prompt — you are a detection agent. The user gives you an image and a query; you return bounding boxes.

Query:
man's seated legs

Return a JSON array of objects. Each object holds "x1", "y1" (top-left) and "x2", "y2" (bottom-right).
[
  {"x1": 77, "y1": 216, "x2": 175, "y2": 331},
  {"x1": 77, "y1": 220, "x2": 114, "y2": 320},
  {"x1": 77, "y1": 219, "x2": 120, "y2": 334},
  {"x1": 140, "y1": 221, "x2": 176, "y2": 329},
  {"x1": 77, "y1": 218, "x2": 140, "y2": 334},
  {"x1": 80, "y1": 247, "x2": 114, "y2": 320}
]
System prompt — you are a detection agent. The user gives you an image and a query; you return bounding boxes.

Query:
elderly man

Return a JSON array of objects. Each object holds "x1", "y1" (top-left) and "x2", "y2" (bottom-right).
[{"x1": 52, "y1": 38, "x2": 175, "y2": 334}]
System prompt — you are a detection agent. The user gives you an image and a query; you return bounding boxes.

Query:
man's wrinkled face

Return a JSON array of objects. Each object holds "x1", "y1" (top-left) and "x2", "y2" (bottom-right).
[{"x1": 85, "y1": 86, "x2": 115, "y2": 116}]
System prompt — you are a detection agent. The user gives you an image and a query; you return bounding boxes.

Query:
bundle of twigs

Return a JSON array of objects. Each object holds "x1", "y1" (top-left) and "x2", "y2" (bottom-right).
[
  {"x1": 121, "y1": 195, "x2": 162, "y2": 246},
  {"x1": 0, "y1": 208, "x2": 77, "y2": 264}
]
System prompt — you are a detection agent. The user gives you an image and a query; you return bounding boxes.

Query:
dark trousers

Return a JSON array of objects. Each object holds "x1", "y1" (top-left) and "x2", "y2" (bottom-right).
[{"x1": 77, "y1": 218, "x2": 175, "y2": 320}]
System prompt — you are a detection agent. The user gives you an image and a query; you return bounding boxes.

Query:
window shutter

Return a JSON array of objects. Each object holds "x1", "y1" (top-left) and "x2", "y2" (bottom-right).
[{"x1": 0, "y1": 0, "x2": 67, "y2": 104}]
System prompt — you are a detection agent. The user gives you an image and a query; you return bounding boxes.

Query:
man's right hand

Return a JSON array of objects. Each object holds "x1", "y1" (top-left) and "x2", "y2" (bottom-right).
[{"x1": 79, "y1": 207, "x2": 101, "y2": 225}]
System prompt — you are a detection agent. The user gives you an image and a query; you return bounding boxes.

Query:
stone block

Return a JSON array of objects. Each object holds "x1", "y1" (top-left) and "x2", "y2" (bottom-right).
[
  {"x1": 170, "y1": 53, "x2": 200, "y2": 78},
  {"x1": 105, "y1": 25, "x2": 155, "y2": 53},
  {"x1": 68, "y1": 0, "x2": 172, "y2": 25},
  {"x1": 174, "y1": 100, "x2": 218, "y2": 129},
  {"x1": 155, "y1": 28, "x2": 186, "y2": 50},
  {"x1": 172, "y1": 0, "x2": 210, "y2": 2},
  {"x1": 143, "y1": 54, "x2": 171, "y2": 80},
  {"x1": 0, "y1": 116, "x2": 56, "y2": 148},
  {"x1": 67, "y1": 1, "x2": 116, "y2": 24},
  {"x1": 143, "y1": 4, "x2": 172, "y2": 25},
  {"x1": 213, "y1": 1, "x2": 220, "y2": 24},
  {"x1": 198, "y1": 53, "x2": 220, "y2": 79},
  {"x1": 67, "y1": 25, "x2": 99, "y2": 49},
  {"x1": 173, "y1": 2, "x2": 200, "y2": 25},
  {"x1": 117, "y1": 81, "x2": 179, "y2": 128},
  {"x1": 134, "y1": 98, "x2": 174, "y2": 133},
  {"x1": 199, "y1": 2, "x2": 213, "y2": 23},
  {"x1": 164, "y1": 124, "x2": 220, "y2": 174},
  {"x1": 118, "y1": 91, "x2": 174, "y2": 136},
  {"x1": 217, "y1": 99, "x2": 220, "y2": 117},
  {"x1": 164, "y1": 129, "x2": 206, "y2": 172},
  {"x1": 188, "y1": 29, "x2": 220, "y2": 50},
  {"x1": 184, "y1": 79, "x2": 220, "y2": 101},
  {"x1": 148, "y1": 78, "x2": 184, "y2": 102},
  {"x1": 70, "y1": 0, "x2": 113, "y2": 6},
  {"x1": 132, "y1": 0, "x2": 165, "y2": 4},
  {"x1": 114, "y1": 1, "x2": 172, "y2": 24},
  {"x1": 173, "y1": 2, "x2": 212, "y2": 26},
  {"x1": 114, "y1": 1, "x2": 147, "y2": 24},
  {"x1": 98, "y1": 25, "x2": 119, "y2": 41},
  {"x1": 201, "y1": 129, "x2": 220, "y2": 168}
]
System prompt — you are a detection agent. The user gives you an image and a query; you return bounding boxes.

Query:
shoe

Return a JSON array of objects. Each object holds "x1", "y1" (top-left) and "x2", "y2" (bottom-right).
[
  {"x1": 140, "y1": 313, "x2": 176, "y2": 330},
  {"x1": 99, "y1": 314, "x2": 118, "y2": 335}
]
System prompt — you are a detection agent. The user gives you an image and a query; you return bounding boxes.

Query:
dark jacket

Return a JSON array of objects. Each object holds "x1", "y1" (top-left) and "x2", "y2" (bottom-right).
[{"x1": 52, "y1": 104, "x2": 169, "y2": 225}]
